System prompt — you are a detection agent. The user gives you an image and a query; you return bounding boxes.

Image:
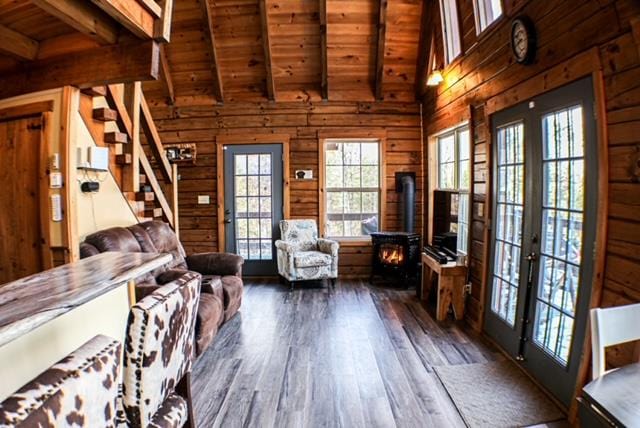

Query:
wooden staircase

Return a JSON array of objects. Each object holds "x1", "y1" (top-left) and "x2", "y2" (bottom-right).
[{"x1": 78, "y1": 83, "x2": 179, "y2": 235}]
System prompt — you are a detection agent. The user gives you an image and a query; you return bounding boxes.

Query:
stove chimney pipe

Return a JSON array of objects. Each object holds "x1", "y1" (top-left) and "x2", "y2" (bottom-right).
[{"x1": 400, "y1": 175, "x2": 415, "y2": 233}]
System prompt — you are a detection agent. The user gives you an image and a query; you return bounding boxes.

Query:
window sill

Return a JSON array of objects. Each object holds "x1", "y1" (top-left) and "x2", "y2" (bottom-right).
[{"x1": 325, "y1": 237, "x2": 373, "y2": 247}]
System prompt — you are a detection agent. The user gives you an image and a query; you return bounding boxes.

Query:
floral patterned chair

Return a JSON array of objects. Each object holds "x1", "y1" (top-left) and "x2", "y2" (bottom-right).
[{"x1": 275, "y1": 219, "x2": 339, "y2": 290}]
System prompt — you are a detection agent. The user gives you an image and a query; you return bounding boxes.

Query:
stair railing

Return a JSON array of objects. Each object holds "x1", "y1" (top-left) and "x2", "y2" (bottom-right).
[{"x1": 104, "y1": 83, "x2": 179, "y2": 235}]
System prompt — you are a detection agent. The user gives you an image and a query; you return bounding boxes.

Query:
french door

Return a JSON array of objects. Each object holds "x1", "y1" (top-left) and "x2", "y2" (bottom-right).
[
  {"x1": 484, "y1": 77, "x2": 598, "y2": 406},
  {"x1": 223, "y1": 144, "x2": 284, "y2": 275}
]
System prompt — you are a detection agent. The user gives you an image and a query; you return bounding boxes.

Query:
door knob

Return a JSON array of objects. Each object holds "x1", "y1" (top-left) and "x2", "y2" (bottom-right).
[{"x1": 224, "y1": 218, "x2": 232, "y2": 224}]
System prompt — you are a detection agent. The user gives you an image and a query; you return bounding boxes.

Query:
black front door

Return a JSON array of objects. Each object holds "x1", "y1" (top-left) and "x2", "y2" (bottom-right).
[
  {"x1": 484, "y1": 77, "x2": 598, "y2": 406},
  {"x1": 223, "y1": 144, "x2": 284, "y2": 275}
]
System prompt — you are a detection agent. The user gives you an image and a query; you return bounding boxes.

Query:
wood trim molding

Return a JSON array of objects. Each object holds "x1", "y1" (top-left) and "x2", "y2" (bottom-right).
[
  {"x1": 62, "y1": 87, "x2": 80, "y2": 262},
  {"x1": 317, "y1": 133, "x2": 387, "y2": 240},
  {"x1": 485, "y1": 47, "x2": 601, "y2": 115},
  {"x1": 568, "y1": 66, "x2": 610, "y2": 424},
  {"x1": 216, "y1": 134, "x2": 291, "y2": 252},
  {"x1": 0, "y1": 101, "x2": 54, "y2": 122},
  {"x1": 40, "y1": 112, "x2": 54, "y2": 270}
]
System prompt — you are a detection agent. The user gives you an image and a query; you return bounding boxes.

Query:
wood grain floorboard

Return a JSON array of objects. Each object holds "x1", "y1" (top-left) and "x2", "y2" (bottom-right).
[{"x1": 191, "y1": 279, "x2": 503, "y2": 428}]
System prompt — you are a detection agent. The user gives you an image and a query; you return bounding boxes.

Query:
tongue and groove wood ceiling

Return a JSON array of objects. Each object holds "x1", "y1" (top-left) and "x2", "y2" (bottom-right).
[{"x1": 142, "y1": 0, "x2": 425, "y2": 105}]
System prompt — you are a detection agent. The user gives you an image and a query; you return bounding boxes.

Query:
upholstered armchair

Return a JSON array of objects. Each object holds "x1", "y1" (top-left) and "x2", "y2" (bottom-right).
[{"x1": 275, "y1": 219, "x2": 339, "y2": 290}]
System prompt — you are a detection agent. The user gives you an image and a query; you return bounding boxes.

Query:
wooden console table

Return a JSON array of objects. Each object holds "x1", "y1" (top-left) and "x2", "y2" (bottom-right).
[
  {"x1": 0, "y1": 251, "x2": 172, "y2": 401},
  {"x1": 420, "y1": 252, "x2": 467, "y2": 321}
]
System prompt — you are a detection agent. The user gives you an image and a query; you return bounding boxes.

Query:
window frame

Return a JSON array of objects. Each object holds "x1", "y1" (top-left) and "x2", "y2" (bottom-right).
[
  {"x1": 429, "y1": 123, "x2": 471, "y2": 255},
  {"x1": 319, "y1": 135, "x2": 387, "y2": 244},
  {"x1": 472, "y1": 0, "x2": 504, "y2": 35},
  {"x1": 439, "y1": 0, "x2": 463, "y2": 65}
]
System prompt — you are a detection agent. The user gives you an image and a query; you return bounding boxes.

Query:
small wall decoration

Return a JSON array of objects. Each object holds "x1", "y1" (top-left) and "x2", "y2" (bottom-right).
[
  {"x1": 295, "y1": 170, "x2": 313, "y2": 179},
  {"x1": 165, "y1": 143, "x2": 197, "y2": 165}
]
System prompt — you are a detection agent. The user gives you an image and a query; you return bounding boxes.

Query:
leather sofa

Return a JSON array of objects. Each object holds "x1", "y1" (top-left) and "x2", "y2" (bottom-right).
[{"x1": 80, "y1": 220, "x2": 243, "y2": 356}]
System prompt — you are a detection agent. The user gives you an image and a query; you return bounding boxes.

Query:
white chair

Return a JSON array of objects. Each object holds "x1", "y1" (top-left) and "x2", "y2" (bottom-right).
[
  {"x1": 590, "y1": 303, "x2": 640, "y2": 379},
  {"x1": 275, "y1": 219, "x2": 339, "y2": 290}
]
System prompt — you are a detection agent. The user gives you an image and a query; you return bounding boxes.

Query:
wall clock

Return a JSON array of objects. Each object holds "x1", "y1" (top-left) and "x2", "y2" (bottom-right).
[{"x1": 511, "y1": 16, "x2": 536, "y2": 65}]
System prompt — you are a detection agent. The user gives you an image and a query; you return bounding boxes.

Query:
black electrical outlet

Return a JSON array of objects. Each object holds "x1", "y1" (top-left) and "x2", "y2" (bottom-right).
[{"x1": 80, "y1": 182, "x2": 100, "y2": 193}]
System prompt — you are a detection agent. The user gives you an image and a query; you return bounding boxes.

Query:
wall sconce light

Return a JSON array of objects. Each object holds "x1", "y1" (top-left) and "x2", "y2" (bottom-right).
[{"x1": 426, "y1": 70, "x2": 444, "y2": 86}]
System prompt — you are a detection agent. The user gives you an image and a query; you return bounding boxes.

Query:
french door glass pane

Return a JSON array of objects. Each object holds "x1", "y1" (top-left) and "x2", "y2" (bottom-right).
[
  {"x1": 491, "y1": 122, "x2": 525, "y2": 326},
  {"x1": 533, "y1": 105, "x2": 584, "y2": 365},
  {"x1": 234, "y1": 153, "x2": 273, "y2": 260}
]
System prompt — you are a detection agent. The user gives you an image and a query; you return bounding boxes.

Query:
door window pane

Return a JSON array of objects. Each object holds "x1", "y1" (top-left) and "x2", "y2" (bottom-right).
[
  {"x1": 533, "y1": 105, "x2": 585, "y2": 365},
  {"x1": 490, "y1": 121, "x2": 525, "y2": 326},
  {"x1": 234, "y1": 152, "x2": 275, "y2": 261}
]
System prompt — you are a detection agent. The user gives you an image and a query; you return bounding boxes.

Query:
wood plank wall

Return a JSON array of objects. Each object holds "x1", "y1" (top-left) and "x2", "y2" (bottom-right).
[
  {"x1": 150, "y1": 101, "x2": 423, "y2": 277},
  {"x1": 422, "y1": 0, "x2": 640, "y2": 368}
]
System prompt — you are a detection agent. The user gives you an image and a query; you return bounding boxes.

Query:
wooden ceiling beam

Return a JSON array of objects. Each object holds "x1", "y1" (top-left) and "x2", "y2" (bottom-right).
[
  {"x1": 0, "y1": 24, "x2": 39, "y2": 60},
  {"x1": 90, "y1": 0, "x2": 155, "y2": 39},
  {"x1": 199, "y1": 0, "x2": 224, "y2": 103},
  {"x1": 259, "y1": 0, "x2": 276, "y2": 101},
  {"x1": 159, "y1": 44, "x2": 175, "y2": 105},
  {"x1": 319, "y1": 0, "x2": 328, "y2": 100},
  {"x1": 415, "y1": 0, "x2": 434, "y2": 98},
  {"x1": 31, "y1": 0, "x2": 119, "y2": 45},
  {"x1": 0, "y1": 40, "x2": 160, "y2": 99},
  {"x1": 374, "y1": 0, "x2": 388, "y2": 101}
]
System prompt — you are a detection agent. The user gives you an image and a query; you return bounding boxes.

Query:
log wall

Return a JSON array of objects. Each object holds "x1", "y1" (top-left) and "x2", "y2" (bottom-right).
[
  {"x1": 422, "y1": 0, "x2": 640, "y2": 369},
  {"x1": 151, "y1": 101, "x2": 423, "y2": 277}
]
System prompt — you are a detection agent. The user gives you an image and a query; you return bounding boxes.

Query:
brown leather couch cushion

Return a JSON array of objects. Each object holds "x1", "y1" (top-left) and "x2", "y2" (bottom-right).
[
  {"x1": 195, "y1": 294, "x2": 224, "y2": 356},
  {"x1": 221, "y1": 276, "x2": 243, "y2": 321},
  {"x1": 84, "y1": 227, "x2": 142, "y2": 253},
  {"x1": 137, "y1": 221, "x2": 188, "y2": 270},
  {"x1": 201, "y1": 275, "x2": 223, "y2": 301}
]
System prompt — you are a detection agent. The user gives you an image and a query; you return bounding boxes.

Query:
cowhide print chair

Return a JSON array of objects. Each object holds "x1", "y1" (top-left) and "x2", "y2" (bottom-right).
[
  {"x1": 0, "y1": 335, "x2": 121, "y2": 428},
  {"x1": 118, "y1": 271, "x2": 201, "y2": 428}
]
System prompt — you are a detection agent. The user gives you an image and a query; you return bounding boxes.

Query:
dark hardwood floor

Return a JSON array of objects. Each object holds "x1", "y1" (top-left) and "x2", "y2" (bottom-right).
[{"x1": 192, "y1": 279, "x2": 503, "y2": 427}]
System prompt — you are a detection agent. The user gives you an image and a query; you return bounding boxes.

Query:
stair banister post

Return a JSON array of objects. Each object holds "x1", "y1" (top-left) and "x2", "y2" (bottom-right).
[
  {"x1": 172, "y1": 163, "x2": 179, "y2": 239},
  {"x1": 123, "y1": 82, "x2": 141, "y2": 193}
]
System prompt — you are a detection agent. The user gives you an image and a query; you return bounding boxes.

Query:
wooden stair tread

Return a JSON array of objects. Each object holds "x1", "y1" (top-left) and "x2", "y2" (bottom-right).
[
  {"x1": 144, "y1": 208, "x2": 163, "y2": 218},
  {"x1": 135, "y1": 192, "x2": 155, "y2": 202},
  {"x1": 93, "y1": 107, "x2": 118, "y2": 122},
  {"x1": 104, "y1": 131, "x2": 128, "y2": 144},
  {"x1": 116, "y1": 154, "x2": 132, "y2": 165},
  {"x1": 81, "y1": 86, "x2": 107, "y2": 97}
]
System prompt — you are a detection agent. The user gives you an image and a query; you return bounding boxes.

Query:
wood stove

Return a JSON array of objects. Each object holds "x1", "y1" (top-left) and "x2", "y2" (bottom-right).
[
  {"x1": 369, "y1": 173, "x2": 421, "y2": 286},
  {"x1": 370, "y1": 232, "x2": 421, "y2": 285}
]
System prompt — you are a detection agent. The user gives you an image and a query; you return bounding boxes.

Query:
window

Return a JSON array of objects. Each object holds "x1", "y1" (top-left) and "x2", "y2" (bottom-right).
[
  {"x1": 436, "y1": 126, "x2": 470, "y2": 254},
  {"x1": 473, "y1": 0, "x2": 502, "y2": 33},
  {"x1": 322, "y1": 140, "x2": 382, "y2": 239},
  {"x1": 439, "y1": 0, "x2": 462, "y2": 64}
]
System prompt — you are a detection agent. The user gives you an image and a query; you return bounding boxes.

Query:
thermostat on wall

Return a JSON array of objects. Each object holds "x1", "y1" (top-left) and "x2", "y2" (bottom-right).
[{"x1": 88, "y1": 146, "x2": 109, "y2": 171}]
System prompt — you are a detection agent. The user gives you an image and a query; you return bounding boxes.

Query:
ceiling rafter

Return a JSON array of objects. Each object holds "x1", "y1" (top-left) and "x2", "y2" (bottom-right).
[
  {"x1": 259, "y1": 0, "x2": 276, "y2": 101},
  {"x1": 319, "y1": 0, "x2": 328, "y2": 100},
  {"x1": 415, "y1": 0, "x2": 435, "y2": 98},
  {"x1": 159, "y1": 44, "x2": 175, "y2": 105},
  {"x1": 199, "y1": 0, "x2": 225, "y2": 103},
  {"x1": 31, "y1": 0, "x2": 119, "y2": 45},
  {"x1": 374, "y1": 0, "x2": 388, "y2": 101},
  {"x1": 0, "y1": 24, "x2": 39, "y2": 60}
]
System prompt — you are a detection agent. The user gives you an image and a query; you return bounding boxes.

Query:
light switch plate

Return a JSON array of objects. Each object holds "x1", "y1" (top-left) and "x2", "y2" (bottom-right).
[
  {"x1": 50, "y1": 172, "x2": 63, "y2": 188},
  {"x1": 198, "y1": 195, "x2": 210, "y2": 204}
]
